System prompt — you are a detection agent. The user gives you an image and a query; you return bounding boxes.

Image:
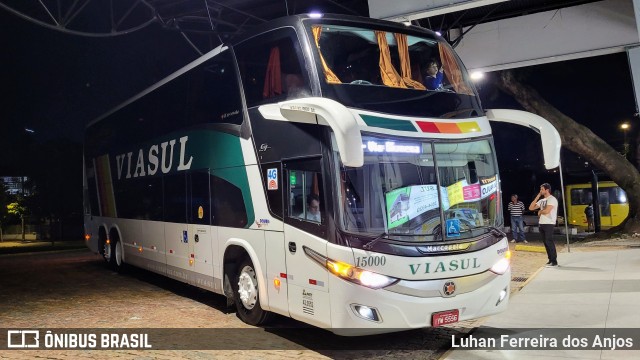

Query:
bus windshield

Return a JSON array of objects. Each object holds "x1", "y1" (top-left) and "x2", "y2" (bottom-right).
[
  {"x1": 335, "y1": 136, "x2": 502, "y2": 241},
  {"x1": 306, "y1": 22, "x2": 482, "y2": 119}
]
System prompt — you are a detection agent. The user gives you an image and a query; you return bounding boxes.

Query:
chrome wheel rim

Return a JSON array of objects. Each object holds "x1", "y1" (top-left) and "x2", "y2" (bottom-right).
[{"x1": 237, "y1": 265, "x2": 258, "y2": 310}]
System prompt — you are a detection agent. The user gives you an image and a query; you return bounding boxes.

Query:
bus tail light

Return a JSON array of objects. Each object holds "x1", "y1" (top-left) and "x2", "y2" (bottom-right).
[{"x1": 304, "y1": 246, "x2": 398, "y2": 289}]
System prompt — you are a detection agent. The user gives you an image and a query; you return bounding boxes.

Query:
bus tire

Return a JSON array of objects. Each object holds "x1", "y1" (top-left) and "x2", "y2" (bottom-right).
[
  {"x1": 233, "y1": 257, "x2": 272, "y2": 326},
  {"x1": 98, "y1": 228, "x2": 109, "y2": 264},
  {"x1": 108, "y1": 236, "x2": 125, "y2": 273}
]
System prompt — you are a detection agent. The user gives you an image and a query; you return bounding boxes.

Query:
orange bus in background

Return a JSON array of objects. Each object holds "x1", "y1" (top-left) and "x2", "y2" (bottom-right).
[{"x1": 566, "y1": 181, "x2": 629, "y2": 229}]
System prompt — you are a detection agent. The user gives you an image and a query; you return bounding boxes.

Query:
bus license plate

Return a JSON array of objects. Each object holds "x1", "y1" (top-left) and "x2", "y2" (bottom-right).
[{"x1": 431, "y1": 309, "x2": 459, "y2": 327}]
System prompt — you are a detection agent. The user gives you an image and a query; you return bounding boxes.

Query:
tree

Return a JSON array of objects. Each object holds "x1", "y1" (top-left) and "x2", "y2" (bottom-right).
[
  {"x1": 7, "y1": 197, "x2": 27, "y2": 241},
  {"x1": 495, "y1": 70, "x2": 640, "y2": 234}
]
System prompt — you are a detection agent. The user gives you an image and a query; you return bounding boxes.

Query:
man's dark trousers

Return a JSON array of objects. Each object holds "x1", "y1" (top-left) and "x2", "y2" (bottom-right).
[{"x1": 539, "y1": 224, "x2": 557, "y2": 263}]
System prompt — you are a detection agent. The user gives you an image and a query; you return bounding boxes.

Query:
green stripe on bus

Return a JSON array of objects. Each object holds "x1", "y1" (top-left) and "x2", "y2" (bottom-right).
[
  {"x1": 360, "y1": 114, "x2": 417, "y2": 132},
  {"x1": 213, "y1": 167, "x2": 255, "y2": 229},
  {"x1": 187, "y1": 130, "x2": 255, "y2": 228}
]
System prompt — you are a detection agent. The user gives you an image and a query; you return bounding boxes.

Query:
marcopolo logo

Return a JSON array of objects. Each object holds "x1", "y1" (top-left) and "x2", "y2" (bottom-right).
[{"x1": 7, "y1": 330, "x2": 40, "y2": 348}]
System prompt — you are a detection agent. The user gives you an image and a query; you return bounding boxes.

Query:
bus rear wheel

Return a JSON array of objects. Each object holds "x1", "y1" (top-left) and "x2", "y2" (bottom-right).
[
  {"x1": 106, "y1": 236, "x2": 125, "y2": 273},
  {"x1": 233, "y1": 257, "x2": 272, "y2": 326},
  {"x1": 102, "y1": 239, "x2": 112, "y2": 264}
]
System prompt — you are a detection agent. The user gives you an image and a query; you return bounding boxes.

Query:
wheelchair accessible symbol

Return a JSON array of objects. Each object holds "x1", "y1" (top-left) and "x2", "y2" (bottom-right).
[{"x1": 446, "y1": 219, "x2": 461, "y2": 238}]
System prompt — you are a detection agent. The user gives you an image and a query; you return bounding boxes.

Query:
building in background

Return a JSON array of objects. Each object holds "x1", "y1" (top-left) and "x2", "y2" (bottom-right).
[{"x1": 1, "y1": 176, "x2": 32, "y2": 196}]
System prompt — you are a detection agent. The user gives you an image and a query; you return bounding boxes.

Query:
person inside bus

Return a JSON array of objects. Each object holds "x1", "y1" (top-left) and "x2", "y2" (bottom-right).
[
  {"x1": 299, "y1": 194, "x2": 321, "y2": 223},
  {"x1": 584, "y1": 203, "x2": 595, "y2": 232},
  {"x1": 423, "y1": 59, "x2": 444, "y2": 90}
]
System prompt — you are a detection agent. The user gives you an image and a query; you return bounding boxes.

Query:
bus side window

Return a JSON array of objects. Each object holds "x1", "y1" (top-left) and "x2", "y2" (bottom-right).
[
  {"x1": 163, "y1": 173, "x2": 188, "y2": 223},
  {"x1": 186, "y1": 50, "x2": 244, "y2": 126},
  {"x1": 235, "y1": 28, "x2": 310, "y2": 107},
  {"x1": 211, "y1": 174, "x2": 248, "y2": 228},
  {"x1": 288, "y1": 170, "x2": 323, "y2": 224},
  {"x1": 188, "y1": 171, "x2": 211, "y2": 225}
]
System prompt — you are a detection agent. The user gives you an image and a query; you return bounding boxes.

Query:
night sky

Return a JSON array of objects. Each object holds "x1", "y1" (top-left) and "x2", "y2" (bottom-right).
[
  {"x1": 1, "y1": 7, "x2": 637, "y2": 196},
  {"x1": 480, "y1": 52, "x2": 638, "y2": 199},
  {"x1": 1, "y1": 9, "x2": 198, "y2": 144}
]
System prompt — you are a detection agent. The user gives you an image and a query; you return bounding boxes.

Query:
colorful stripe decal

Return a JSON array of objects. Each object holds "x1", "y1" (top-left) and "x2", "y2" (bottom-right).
[
  {"x1": 94, "y1": 154, "x2": 117, "y2": 218},
  {"x1": 360, "y1": 114, "x2": 417, "y2": 132},
  {"x1": 360, "y1": 114, "x2": 482, "y2": 134},
  {"x1": 416, "y1": 121, "x2": 481, "y2": 134}
]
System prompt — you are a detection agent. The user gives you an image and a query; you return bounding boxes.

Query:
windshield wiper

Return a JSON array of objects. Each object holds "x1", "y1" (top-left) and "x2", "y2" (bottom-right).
[
  {"x1": 362, "y1": 231, "x2": 438, "y2": 250},
  {"x1": 481, "y1": 225, "x2": 506, "y2": 239},
  {"x1": 363, "y1": 232, "x2": 387, "y2": 250},
  {"x1": 440, "y1": 108, "x2": 479, "y2": 119}
]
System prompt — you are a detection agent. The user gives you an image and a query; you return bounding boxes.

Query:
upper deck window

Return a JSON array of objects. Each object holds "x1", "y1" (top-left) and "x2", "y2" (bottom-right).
[
  {"x1": 312, "y1": 25, "x2": 473, "y2": 94},
  {"x1": 235, "y1": 28, "x2": 312, "y2": 108},
  {"x1": 306, "y1": 22, "x2": 482, "y2": 119}
]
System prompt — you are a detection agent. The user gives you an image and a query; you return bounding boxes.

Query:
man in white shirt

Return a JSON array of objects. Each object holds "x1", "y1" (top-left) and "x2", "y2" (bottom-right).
[
  {"x1": 299, "y1": 194, "x2": 321, "y2": 223},
  {"x1": 529, "y1": 183, "x2": 558, "y2": 267}
]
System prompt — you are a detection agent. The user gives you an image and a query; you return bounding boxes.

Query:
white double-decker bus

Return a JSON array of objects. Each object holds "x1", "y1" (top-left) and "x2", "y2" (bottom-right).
[{"x1": 83, "y1": 13, "x2": 561, "y2": 335}]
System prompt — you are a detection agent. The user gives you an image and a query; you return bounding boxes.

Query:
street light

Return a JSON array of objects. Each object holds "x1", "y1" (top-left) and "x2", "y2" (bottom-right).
[{"x1": 620, "y1": 122, "x2": 630, "y2": 157}]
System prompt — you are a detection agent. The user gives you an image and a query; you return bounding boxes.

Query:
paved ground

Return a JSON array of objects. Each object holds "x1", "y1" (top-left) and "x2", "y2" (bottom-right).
[
  {"x1": 445, "y1": 237, "x2": 640, "y2": 360},
  {"x1": 0, "y1": 233, "x2": 606, "y2": 359},
  {"x1": 0, "y1": 239, "x2": 86, "y2": 254},
  {"x1": 0, "y1": 248, "x2": 466, "y2": 359}
]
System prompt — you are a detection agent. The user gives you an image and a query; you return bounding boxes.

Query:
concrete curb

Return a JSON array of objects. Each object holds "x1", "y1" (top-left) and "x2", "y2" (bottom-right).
[
  {"x1": 0, "y1": 247, "x2": 88, "y2": 257},
  {"x1": 517, "y1": 265, "x2": 544, "y2": 289},
  {"x1": 514, "y1": 244, "x2": 546, "y2": 253}
]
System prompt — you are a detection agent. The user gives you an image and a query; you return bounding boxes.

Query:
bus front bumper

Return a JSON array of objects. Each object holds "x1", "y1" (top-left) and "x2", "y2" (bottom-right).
[{"x1": 328, "y1": 268, "x2": 511, "y2": 336}]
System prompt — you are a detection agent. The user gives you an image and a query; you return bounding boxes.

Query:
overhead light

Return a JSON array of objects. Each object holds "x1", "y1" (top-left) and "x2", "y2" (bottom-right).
[
  {"x1": 435, "y1": 31, "x2": 442, "y2": 36},
  {"x1": 470, "y1": 71, "x2": 484, "y2": 81},
  {"x1": 308, "y1": 12, "x2": 323, "y2": 18},
  {"x1": 403, "y1": 21, "x2": 411, "y2": 26}
]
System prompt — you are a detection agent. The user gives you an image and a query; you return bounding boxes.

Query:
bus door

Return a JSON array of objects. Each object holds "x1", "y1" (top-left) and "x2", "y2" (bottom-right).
[
  {"x1": 609, "y1": 187, "x2": 630, "y2": 227},
  {"x1": 598, "y1": 189, "x2": 612, "y2": 227},
  {"x1": 283, "y1": 159, "x2": 331, "y2": 328},
  {"x1": 187, "y1": 170, "x2": 216, "y2": 291}
]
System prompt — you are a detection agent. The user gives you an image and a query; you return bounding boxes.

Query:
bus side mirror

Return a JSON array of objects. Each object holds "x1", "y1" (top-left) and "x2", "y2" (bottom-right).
[
  {"x1": 259, "y1": 97, "x2": 364, "y2": 167},
  {"x1": 485, "y1": 109, "x2": 561, "y2": 170}
]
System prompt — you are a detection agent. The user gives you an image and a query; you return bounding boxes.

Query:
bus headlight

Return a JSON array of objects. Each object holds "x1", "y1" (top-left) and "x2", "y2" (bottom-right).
[
  {"x1": 490, "y1": 258, "x2": 510, "y2": 275},
  {"x1": 305, "y1": 246, "x2": 398, "y2": 289},
  {"x1": 327, "y1": 259, "x2": 398, "y2": 289}
]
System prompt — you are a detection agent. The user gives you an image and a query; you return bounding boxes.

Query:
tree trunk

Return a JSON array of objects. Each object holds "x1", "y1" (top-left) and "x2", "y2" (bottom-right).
[
  {"x1": 496, "y1": 71, "x2": 640, "y2": 234},
  {"x1": 21, "y1": 216, "x2": 25, "y2": 241}
]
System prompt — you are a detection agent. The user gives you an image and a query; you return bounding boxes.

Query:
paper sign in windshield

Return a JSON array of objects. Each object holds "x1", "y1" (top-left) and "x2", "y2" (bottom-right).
[{"x1": 385, "y1": 185, "x2": 439, "y2": 229}]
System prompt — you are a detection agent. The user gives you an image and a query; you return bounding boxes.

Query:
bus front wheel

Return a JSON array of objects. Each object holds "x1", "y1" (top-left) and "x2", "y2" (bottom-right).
[{"x1": 233, "y1": 257, "x2": 272, "y2": 326}]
